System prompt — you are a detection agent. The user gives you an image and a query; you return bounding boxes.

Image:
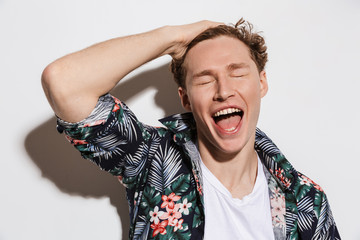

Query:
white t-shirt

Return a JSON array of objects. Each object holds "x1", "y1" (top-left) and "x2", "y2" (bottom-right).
[{"x1": 201, "y1": 156, "x2": 275, "y2": 240}]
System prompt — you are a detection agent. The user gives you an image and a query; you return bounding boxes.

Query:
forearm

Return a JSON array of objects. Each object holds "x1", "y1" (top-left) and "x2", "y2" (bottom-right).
[{"x1": 42, "y1": 26, "x2": 179, "y2": 122}]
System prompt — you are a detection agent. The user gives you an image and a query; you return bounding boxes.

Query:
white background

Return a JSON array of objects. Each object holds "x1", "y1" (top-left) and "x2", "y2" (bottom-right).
[{"x1": 1, "y1": 0, "x2": 359, "y2": 239}]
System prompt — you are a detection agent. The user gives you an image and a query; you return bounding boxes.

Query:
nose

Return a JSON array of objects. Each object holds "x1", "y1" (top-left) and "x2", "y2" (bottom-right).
[{"x1": 213, "y1": 77, "x2": 235, "y2": 101}]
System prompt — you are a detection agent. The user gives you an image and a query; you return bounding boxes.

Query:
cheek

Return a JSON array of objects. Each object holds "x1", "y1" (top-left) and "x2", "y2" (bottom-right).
[
  {"x1": 188, "y1": 86, "x2": 212, "y2": 108},
  {"x1": 189, "y1": 96, "x2": 205, "y2": 112},
  {"x1": 239, "y1": 78, "x2": 259, "y2": 93},
  {"x1": 239, "y1": 81, "x2": 262, "y2": 110}
]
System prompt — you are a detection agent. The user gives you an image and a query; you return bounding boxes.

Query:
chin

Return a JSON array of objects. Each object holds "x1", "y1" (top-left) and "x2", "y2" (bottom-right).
[{"x1": 216, "y1": 127, "x2": 255, "y2": 155}]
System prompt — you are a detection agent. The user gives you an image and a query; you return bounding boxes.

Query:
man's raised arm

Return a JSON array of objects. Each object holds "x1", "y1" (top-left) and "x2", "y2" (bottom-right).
[{"x1": 41, "y1": 21, "x2": 220, "y2": 123}]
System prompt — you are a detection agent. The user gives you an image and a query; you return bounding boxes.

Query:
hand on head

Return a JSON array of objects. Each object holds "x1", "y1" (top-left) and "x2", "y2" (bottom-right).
[{"x1": 166, "y1": 20, "x2": 224, "y2": 60}]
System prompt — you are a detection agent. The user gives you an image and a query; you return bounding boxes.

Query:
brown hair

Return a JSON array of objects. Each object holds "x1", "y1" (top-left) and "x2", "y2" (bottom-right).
[{"x1": 170, "y1": 18, "x2": 268, "y2": 88}]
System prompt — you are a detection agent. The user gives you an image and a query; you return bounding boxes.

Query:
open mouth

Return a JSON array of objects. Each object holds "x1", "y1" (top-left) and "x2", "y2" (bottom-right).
[{"x1": 212, "y1": 108, "x2": 244, "y2": 132}]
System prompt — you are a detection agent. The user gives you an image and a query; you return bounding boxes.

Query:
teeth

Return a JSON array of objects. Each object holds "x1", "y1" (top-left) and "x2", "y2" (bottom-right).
[
  {"x1": 225, "y1": 127, "x2": 236, "y2": 132},
  {"x1": 213, "y1": 108, "x2": 241, "y2": 117}
]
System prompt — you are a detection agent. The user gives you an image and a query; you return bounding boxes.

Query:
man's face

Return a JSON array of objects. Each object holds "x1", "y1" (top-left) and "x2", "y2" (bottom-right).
[{"x1": 178, "y1": 36, "x2": 268, "y2": 159}]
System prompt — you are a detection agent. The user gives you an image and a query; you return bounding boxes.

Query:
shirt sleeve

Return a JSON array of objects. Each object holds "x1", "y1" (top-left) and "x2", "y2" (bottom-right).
[
  {"x1": 56, "y1": 93, "x2": 155, "y2": 178},
  {"x1": 311, "y1": 192, "x2": 341, "y2": 239}
]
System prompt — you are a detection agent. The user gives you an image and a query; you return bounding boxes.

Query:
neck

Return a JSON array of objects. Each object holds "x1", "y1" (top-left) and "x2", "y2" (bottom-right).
[{"x1": 198, "y1": 133, "x2": 258, "y2": 199}]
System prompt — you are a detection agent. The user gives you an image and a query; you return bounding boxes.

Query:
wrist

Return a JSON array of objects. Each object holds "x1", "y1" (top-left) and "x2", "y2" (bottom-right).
[{"x1": 158, "y1": 25, "x2": 185, "y2": 57}]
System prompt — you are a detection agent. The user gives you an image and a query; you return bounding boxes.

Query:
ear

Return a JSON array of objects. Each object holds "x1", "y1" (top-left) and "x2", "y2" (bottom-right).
[
  {"x1": 259, "y1": 70, "x2": 268, "y2": 98},
  {"x1": 178, "y1": 87, "x2": 192, "y2": 111}
]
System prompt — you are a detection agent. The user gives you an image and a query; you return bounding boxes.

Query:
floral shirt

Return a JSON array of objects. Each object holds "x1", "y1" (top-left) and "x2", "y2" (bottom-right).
[{"x1": 57, "y1": 94, "x2": 340, "y2": 240}]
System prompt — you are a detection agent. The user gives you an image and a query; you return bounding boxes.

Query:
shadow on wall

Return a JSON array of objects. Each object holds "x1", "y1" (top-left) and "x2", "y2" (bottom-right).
[{"x1": 24, "y1": 64, "x2": 184, "y2": 239}]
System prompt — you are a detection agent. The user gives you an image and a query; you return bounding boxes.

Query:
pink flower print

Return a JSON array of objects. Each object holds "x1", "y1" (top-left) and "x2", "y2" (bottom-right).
[
  {"x1": 270, "y1": 195, "x2": 285, "y2": 228},
  {"x1": 116, "y1": 176, "x2": 128, "y2": 188},
  {"x1": 112, "y1": 103, "x2": 120, "y2": 112},
  {"x1": 160, "y1": 204, "x2": 182, "y2": 224},
  {"x1": 83, "y1": 119, "x2": 106, "y2": 127},
  {"x1": 192, "y1": 170, "x2": 203, "y2": 195},
  {"x1": 299, "y1": 173, "x2": 324, "y2": 192},
  {"x1": 314, "y1": 184, "x2": 323, "y2": 192},
  {"x1": 149, "y1": 206, "x2": 164, "y2": 224},
  {"x1": 111, "y1": 95, "x2": 123, "y2": 112},
  {"x1": 150, "y1": 220, "x2": 168, "y2": 237},
  {"x1": 65, "y1": 135, "x2": 88, "y2": 145},
  {"x1": 275, "y1": 169, "x2": 285, "y2": 180},
  {"x1": 112, "y1": 96, "x2": 122, "y2": 106},
  {"x1": 172, "y1": 218, "x2": 184, "y2": 232},
  {"x1": 179, "y1": 198, "x2": 192, "y2": 215},
  {"x1": 272, "y1": 168, "x2": 291, "y2": 188},
  {"x1": 273, "y1": 187, "x2": 282, "y2": 198},
  {"x1": 271, "y1": 197, "x2": 284, "y2": 217},
  {"x1": 161, "y1": 192, "x2": 181, "y2": 209},
  {"x1": 283, "y1": 179, "x2": 291, "y2": 188},
  {"x1": 300, "y1": 176, "x2": 312, "y2": 186}
]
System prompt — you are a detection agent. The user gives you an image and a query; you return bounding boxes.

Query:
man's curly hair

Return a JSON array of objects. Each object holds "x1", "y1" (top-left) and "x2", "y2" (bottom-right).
[{"x1": 170, "y1": 18, "x2": 268, "y2": 88}]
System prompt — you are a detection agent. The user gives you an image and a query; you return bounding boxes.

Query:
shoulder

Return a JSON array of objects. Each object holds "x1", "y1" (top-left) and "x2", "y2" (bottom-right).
[
  {"x1": 289, "y1": 168, "x2": 327, "y2": 208},
  {"x1": 290, "y1": 169, "x2": 340, "y2": 239}
]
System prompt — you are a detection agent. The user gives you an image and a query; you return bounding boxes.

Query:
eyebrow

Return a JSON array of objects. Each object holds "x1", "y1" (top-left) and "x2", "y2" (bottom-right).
[
  {"x1": 227, "y1": 63, "x2": 250, "y2": 71},
  {"x1": 192, "y1": 70, "x2": 214, "y2": 79},
  {"x1": 192, "y1": 63, "x2": 250, "y2": 79}
]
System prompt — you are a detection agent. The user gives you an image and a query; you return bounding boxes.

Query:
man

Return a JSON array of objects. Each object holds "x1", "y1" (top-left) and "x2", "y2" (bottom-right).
[{"x1": 42, "y1": 18, "x2": 340, "y2": 239}]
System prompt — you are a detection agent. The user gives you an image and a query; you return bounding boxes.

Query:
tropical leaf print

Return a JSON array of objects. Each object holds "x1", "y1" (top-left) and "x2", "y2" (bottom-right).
[
  {"x1": 156, "y1": 127, "x2": 167, "y2": 138},
  {"x1": 312, "y1": 194, "x2": 336, "y2": 240},
  {"x1": 156, "y1": 224, "x2": 190, "y2": 240},
  {"x1": 115, "y1": 102, "x2": 139, "y2": 143},
  {"x1": 297, "y1": 196, "x2": 314, "y2": 232},
  {"x1": 147, "y1": 134, "x2": 162, "y2": 161},
  {"x1": 313, "y1": 192, "x2": 323, "y2": 219},
  {"x1": 161, "y1": 120, "x2": 178, "y2": 132},
  {"x1": 192, "y1": 206, "x2": 202, "y2": 228},
  {"x1": 148, "y1": 142, "x2": 182, "y2": 192},
  {"x1": 285, "y1": 210, "x2": 298, "y2": 237},
  {"x1": 133, "y1": 221, "x2": 150, "y2": 240},
  {"x1": 294, "y1": 184, "x2": 312, "y2": 202},
  {"x1": 159, "y1": 112, "x2": 195, "y2": 133},
  {"x1": 123, "y1": 141, "x2": 150, "y2": 178},
  {"x1": 87, "y1": 126, "x2": 127, "y2": 160},
  {"x1": 121, "y1": 176, "x2": 137, "y2": 189},
  {"x1": 255, "y1": 128, "x2": 282, "y2": 156},
  {"x1": 166, "y1": 174, "x2": 190, "y2": 195},
  {"x1": 137, "y1": 123, "x2": 155, "y2": 142},
  {"x1": 140, "y1": 186, "x2": 162, "y2": 214},
  {"x1": 255, "y1": 128, "x2": 282, "y2": 172},
  {"x1": 133, "y1": 190, "x2": 143, "y2": 223}
]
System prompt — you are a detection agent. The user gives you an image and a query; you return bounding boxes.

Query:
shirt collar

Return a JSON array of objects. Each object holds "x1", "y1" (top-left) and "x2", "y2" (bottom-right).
[
  {"x1": 254, "y1": 128, "x2": 297, "y2": 191},
  {"x1": 159, "y1": 113, "x2": 297, "y2": 192},
  {"x1": 159, "y1": 112, "x2": 196, "y2": 144}
]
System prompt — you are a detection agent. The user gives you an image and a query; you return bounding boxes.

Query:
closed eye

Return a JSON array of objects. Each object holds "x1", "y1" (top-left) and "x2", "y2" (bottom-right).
[
  {"x1": 230, "y1": 71, "x2": 249, "y2": 79},
  {"x1": 228, "y1": 63, "x2": 249, "y2": 78},
  {"x1": 193, "y1": 76, "x2": 215, "y2": 86},
  {"x1": 196, "y1": 79, "x2": 214, "y2": 86},
  {"x1": 231, "y1": 74, "x2": 244, "y2": 78}
]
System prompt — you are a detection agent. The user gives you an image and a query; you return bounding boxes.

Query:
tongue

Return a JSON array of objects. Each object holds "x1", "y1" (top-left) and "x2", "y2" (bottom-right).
[{"x1": 215, "y1": 115, "x2": 241, "y2": 131}]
